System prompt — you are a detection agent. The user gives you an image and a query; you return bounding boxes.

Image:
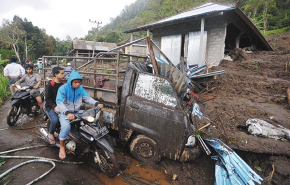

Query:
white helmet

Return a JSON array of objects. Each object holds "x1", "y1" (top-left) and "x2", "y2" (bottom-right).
[{"x1": 67, "y1": 62, "x2": 71, "y2": 66}]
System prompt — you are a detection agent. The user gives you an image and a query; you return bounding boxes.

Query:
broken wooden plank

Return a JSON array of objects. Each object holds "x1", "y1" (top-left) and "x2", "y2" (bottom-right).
[
  {"x1": 286, "y1": 87, "x2": 290, "y2": 107},
  {"x1": 146, "y1": 36, "x2": 159, "y2": 75},
  {"x1": 200, "y1": 95, "x2": 216, "y2": 103}
]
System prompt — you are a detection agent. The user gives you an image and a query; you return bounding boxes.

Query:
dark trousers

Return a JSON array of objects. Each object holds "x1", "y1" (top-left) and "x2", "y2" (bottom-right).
[
  {"x1": 48, "y1": 109, "x2": 59, "y2": 134},
  {"x1": 9, "y1": 78, "x2": 20, "y2": 85}
]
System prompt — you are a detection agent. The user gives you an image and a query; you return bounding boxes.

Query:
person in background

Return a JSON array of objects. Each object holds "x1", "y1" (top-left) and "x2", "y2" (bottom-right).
[
  {"x1": 24, "y1": 58, "x2": 30, "y2": 69},
  {"x1": 14, "y1": 64, "x2": 44, "y2": 113},
  {"x1": 56, "y1": 70, "x2": 103, "y2": 159},
  {"x1": 45, "y1": 67, "x2": 65, "y2": 144},
  {"x1": 64, "y1": 62, "x2": 74, "y2": 78},
  {"x1": 38, "y1": 62, "x2": 43, "y2": 74},
  {"x1": 4, "y1": 57, "x2": 25, "y2": 95}
]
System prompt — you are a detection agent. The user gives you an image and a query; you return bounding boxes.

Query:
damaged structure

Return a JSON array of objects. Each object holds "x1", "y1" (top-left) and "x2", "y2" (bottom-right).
[
  {"x1": 71, "y1": 40, "x2": 117, "y2": 57},
  {"x1": 117, "y1": 35, "x2": 147, "y2": 56},
  {"x1": 124, "y1": 2, "x2": 273, "y2": 67}
]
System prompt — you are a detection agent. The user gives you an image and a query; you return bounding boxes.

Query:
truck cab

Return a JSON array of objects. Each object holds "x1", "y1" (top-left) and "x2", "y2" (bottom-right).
[{"x1": 114, "y1": 69, "x2": 200, "y2": 162}]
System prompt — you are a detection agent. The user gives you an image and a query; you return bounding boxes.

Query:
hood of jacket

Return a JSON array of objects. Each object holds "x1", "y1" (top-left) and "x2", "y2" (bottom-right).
[{"x1": 67, "y1": 70, "x2": 82, "y2": 88}]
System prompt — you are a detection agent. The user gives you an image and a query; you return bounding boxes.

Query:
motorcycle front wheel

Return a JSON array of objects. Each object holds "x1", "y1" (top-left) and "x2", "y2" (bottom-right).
[
  {"x1": 7, "y1": 105, "x2": 21, "y2": 126},
  {"x1": 94, "y1": 148, "x2": 119, "y2": 178}
]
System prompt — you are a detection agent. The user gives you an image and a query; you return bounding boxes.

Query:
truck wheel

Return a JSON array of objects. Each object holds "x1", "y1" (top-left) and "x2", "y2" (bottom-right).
[{"x1": 130, "y1": 135, "x2": 161, "y2": 163}]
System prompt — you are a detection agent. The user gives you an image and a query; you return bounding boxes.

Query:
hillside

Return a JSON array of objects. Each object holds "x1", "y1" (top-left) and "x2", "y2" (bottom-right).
[{"x1": 90, "y1": 0, "x2": 290, "y2": 42}]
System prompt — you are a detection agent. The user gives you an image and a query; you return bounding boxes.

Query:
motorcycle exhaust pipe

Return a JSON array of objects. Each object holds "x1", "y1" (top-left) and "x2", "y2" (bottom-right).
[
  {"x1": 40, "y1": 128, "x2": 48, "y2": 139},
  {"x1": 39, "y1": 128, "x2": 60, "y2": 147}
]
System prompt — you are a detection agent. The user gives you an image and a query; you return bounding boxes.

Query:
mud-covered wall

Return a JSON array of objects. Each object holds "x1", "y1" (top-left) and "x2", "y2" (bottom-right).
[{"x1": 152, "y1": 15, "x2": 227, "y2": 66}]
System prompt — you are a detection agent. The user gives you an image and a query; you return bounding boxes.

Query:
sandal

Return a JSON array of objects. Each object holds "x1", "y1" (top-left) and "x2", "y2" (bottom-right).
[
  {"x1": 47, "y1": 136, "x2": 56, "y2": 145},
  {"x1": 59, "y1": 151, "x2": 66, "y2": 160}
]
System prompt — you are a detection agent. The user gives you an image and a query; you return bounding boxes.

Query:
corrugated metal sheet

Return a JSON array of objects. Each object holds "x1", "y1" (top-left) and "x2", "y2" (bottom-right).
[
  {"x1": 95, "y1": 46, "x2": 109, "y2": 51},
  {"x1": 155, "y1": 3, "x2": 234, "y2": 25},
  {"x1": 72, "y1": 40, "x2": 117, "y2": 51}
]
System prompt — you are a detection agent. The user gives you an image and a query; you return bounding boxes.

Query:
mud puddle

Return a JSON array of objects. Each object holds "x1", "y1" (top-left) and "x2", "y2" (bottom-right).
[{"x1": 96, "y1": 160, "x2": 178, "y2": 185}]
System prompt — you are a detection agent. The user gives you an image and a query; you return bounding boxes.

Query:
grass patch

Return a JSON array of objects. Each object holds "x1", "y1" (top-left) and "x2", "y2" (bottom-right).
[
  {"x1": 262, "y1": 27, "x2": 290, "y2": 36},
  {"x1": 0, "y1": 154, "x2": 14, "y2": 185},
  {"x1": 0, "y1": 66, "x2": 10, "y2": 104},
  {"x1": 252, "y1": 62, "x2": 261, "y2": 71}
]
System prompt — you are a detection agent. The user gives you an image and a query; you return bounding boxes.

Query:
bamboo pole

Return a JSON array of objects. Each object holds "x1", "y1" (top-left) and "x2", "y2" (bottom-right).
[{"x1": 146, "y1": 36, "x2": 159, "y2": 75}]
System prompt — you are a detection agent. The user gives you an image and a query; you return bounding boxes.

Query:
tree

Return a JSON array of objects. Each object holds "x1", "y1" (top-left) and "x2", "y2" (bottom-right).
[
  {"x1": 105, "y1": 31, "x2": 122, "y2": 43},
  {"x1": 0, "y1": 19, "x2": 26, "y2": 62}
]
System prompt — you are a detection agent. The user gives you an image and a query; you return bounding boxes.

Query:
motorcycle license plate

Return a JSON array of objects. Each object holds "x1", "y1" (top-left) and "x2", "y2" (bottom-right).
[{"x1": 93, "y1": 126, "x2": 109, "y2": 140}]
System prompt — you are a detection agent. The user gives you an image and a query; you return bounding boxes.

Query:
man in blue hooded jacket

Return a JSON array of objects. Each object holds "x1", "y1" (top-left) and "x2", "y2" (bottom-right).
[{"x1": 56, "y1": 70, "x2": 103, "y2": 159}]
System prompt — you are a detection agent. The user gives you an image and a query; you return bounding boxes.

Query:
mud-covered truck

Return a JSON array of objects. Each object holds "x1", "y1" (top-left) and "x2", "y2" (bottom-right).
[{"x1": 43, "y1": 50, "x2": 206, "y2": 163}]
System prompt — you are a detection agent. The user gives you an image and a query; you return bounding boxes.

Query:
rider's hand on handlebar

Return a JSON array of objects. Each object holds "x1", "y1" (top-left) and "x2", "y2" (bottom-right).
[
  {"x1": 67, "y1": 113, "x2": 75, "y2": 120},
  {"x1": 97, "y1": 104, "x2": 104, "y2": 109}
]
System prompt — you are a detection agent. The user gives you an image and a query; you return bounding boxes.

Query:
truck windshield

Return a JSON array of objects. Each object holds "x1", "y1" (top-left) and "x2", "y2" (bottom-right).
[{"x1": 134, "y1": 73, "x2": 177, "y2": 107}]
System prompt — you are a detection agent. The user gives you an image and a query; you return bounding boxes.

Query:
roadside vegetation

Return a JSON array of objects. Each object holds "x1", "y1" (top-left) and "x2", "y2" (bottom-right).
[
  {"x1": 0, "y1": 66, "x2": 9, "y2": 105},
  {"x1": 0, "y1": 54, "x2": 10, "y2": 105}
]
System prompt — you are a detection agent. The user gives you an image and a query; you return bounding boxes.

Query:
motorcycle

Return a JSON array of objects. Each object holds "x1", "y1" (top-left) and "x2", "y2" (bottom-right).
[
  {"x1": 40, "y1": 106, "x2": 119, "y2": 178},
  {"x1": 7, "y1": 84, "x2": 44, "y2": 126}
]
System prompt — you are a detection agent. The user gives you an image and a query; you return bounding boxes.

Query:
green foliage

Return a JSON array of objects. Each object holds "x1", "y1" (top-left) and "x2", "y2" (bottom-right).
[
  {"x1": 254, "y1": 166, "x2": 262, "y2": 172},
  {"x1": 0, "y1": 49, "x2": 15, "y2": 60},
  {"x1": 0, "y1": 16, "x2": 56, "y2": 62},
  {"x1": 93, "y1": 0, "x2": 290, "y2": 42},
  {"x1": 0, "y1": 54, "x2": 10, "y2": 67},
  {"x1": 263, "y1": 27, "x2": 290, "y2": 35},
  {"x1": 105, "y1": 31, "x2": 122, "y2": 43},
  {"x1": 0, "y1": 66, "x2": 10, "y2": 104}
]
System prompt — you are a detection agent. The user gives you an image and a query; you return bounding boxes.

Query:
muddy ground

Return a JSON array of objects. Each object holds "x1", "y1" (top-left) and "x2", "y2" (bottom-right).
[{"x1": 1, "y1": 32, "x2": 290, "y2": 185}]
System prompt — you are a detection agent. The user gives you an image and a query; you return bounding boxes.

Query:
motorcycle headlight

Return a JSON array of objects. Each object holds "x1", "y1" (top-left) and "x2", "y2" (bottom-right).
[{"x1": 84, "y1": 116, "x2": 95, "y2": 122}]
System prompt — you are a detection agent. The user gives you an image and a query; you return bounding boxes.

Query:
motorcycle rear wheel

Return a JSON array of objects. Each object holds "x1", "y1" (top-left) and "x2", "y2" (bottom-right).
[
  {"x1": 95, "y1": 148, "x2": 119, "y2": 178},
  {"x1": 7, "y1": 105, "x2": 21, "y2": 126}
]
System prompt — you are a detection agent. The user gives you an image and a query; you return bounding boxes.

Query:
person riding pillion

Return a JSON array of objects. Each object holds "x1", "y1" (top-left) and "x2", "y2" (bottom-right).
[
  {"x1": 45, "y1": 67, "x2": 65, "y2": 145},
  {"x1": 56, "y1": 70, "x2": 103, "y2": 159}
]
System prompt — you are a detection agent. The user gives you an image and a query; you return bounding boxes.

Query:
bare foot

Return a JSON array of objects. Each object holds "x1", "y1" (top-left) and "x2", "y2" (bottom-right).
[{"x1": 59, "y1": 146, "x2": 66, "y2": 160}]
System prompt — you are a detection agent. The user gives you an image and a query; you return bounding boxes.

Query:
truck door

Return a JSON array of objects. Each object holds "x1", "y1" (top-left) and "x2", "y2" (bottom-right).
[{"x1": 123, "y1": 73, "x2": 187, "y2": 160}]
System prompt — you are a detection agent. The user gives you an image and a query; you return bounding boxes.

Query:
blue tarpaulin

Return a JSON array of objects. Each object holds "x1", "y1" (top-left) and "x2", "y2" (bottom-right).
[{"x1": 206, "y1": 138, "x2": 263, "y2": 185}]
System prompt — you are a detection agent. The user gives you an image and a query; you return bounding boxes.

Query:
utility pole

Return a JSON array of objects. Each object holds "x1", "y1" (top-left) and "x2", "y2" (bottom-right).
[{"x1": 89, "y1": 19, "x2": 102, "y2": 42}]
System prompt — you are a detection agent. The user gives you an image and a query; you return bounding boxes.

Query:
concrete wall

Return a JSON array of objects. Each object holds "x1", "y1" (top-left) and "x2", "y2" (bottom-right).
[
  {"x1": 151, "y1": 15, "x2": 227, "y2": 66},
  {"x1": 206, "y1": 16, "x2": 227, "y2": 66}
]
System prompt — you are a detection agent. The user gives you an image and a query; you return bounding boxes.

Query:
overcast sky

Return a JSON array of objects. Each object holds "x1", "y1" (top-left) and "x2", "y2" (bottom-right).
[{"x1": 0, "y1": 0, "x2": 136, "y2": 40}]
